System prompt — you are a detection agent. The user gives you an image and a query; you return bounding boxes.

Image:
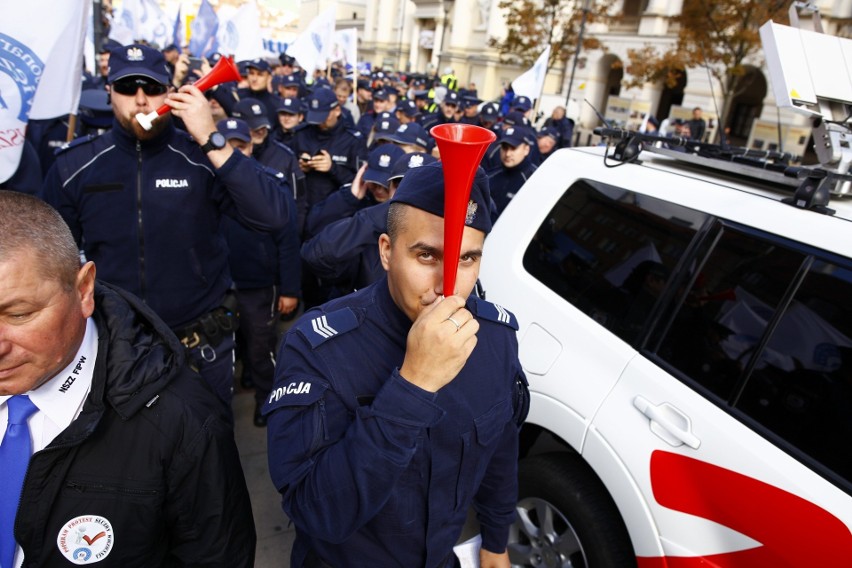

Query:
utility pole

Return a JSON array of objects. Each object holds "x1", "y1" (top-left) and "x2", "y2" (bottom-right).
[{"x1": 565, "y1": 0, "x2": 590, "y2": 107}]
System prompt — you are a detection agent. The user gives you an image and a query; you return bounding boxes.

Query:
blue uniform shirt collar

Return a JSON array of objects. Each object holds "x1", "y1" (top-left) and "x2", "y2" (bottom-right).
[{"x1": 373, "y1": 277, "x2": 414, "y2": 336}]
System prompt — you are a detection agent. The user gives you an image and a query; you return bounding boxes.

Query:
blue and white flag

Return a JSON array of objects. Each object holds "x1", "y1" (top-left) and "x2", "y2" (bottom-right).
[
  {"x1": 116, "y1": 0, "x2": 172, "y2": 49},
  {"x1": 332, "y1": 28, "x2": 357, "y2": 72},
  {"x1": 511, "y1": 45, "x2": 551, "y2": 101},
  {"x1": 217, "y1": 0, "x2": 264, "y2": 61},
  {"x1": 0, "y1": 0, "x2": 90, "y2": 183},
  {"x1": 189, "y1": 0, "x2": 219, "y2": 57},
  {"x1": 173, "y1": 6, "x2": 185, "y2": 48},
  {"x1": 286, "y1": 4, "x2": 336, "y2": 71}
]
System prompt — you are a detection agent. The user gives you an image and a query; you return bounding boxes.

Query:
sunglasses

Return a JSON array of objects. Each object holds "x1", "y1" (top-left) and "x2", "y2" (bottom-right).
[{"x1": 111, "y1": 78, "x2": 168, "y2": 96}]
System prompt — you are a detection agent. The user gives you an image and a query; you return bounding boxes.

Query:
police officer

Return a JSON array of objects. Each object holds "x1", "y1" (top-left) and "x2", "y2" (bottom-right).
[
  {"x1": 273, "y1": 97, "x2": 305, "y2": 148},
  {"x1": 301, "y1": 151, "x2": 436, "y2": 295},
  {"x1": 422, "y1": 90, "x2": 461, "y2": 129},
  {"x1": 217, "y1": 118, "x2": 301, "y2": 426},
  {"x1": 488, "y1": 126, "x2": 538, "y2": 217},
  {"x1": 266, "y1": 162, "x2": 527, "y2": 567},
  {"x1": 237, "y1": 58, "x2": 281, "y2": 127},
  {"x1": 41, "y1": 44, "x2": 290, "y2": 409},
  {"x1": 356, "y1": 88, "x2": 394, "y2": 138},
  {"x1": 291, "y1": 87, "x2": 367, "y2": 236},
  {"x1": 303, "y1": 143, "x2": 405, "y2": 238},
  {"x1": 535, "y1": 126, "x2": 560, "y2": 164},
  {"x1": 368, "y1": 111, "x2": 401, "y2": 150},
  {"x1": 396, "y1": 99, "x2": 421, "y2": 125},
  {"x1": 459, "y1": 96, "x2": 481, "y2": 125}
]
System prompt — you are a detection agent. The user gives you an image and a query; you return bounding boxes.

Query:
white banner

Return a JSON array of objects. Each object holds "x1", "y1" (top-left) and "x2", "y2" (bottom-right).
[
  {"x1": 115, "y1": 0, "x2": 173, "y2": 49},
  {"x1": 0, "y1": 0, "x2": 90, "y2": 183},
  {"x1": 217, "y1": 0, "x2": 265, "y2": 61},
  {"x1": 332, "y1": 28, "x2": 357, "y2": 71},
  {"x1": 286, "y1": 4, "x2": 337, "y2": 71},
  {"x1": 511, "y1": 45, "x2": 551, "y2": 100}
]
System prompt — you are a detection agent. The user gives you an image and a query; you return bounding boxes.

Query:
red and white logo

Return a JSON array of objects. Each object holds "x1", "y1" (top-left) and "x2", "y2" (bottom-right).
[{"x1": 56, "y1": 515, "x2": 115, "y2": 564}]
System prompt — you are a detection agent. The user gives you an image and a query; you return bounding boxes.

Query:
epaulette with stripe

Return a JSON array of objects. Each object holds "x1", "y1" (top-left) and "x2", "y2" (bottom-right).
[
  {"x1": 295, "y1": 307, "x2": 361, "y2": 348},
  {"x1": 469, "y1": 297, "x2": 519, "y2": 330},
  {"x1": 54, "y1": 134, "x2": 95, "y2": 155}
]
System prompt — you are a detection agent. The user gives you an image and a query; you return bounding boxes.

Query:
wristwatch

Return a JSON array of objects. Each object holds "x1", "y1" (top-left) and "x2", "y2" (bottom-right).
[{"x1": 200, "y1": 131, "x2": 226, "y2": 153}]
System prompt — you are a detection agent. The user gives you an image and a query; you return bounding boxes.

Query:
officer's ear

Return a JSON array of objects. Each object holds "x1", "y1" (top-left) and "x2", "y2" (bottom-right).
[{"x1": 379, "y1": 233, "x2": 392, "y2": 272}]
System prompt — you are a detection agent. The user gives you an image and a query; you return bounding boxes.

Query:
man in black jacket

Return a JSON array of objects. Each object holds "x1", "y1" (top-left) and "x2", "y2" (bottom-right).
[{"x1": 0, "y1": 191, "x2": 255, "y2": 566}]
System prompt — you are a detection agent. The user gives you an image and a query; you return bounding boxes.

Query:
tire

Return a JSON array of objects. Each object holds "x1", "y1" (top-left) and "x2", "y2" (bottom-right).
[{"x1": 508, "y1": 452, "x2": 636, "y2": 568}]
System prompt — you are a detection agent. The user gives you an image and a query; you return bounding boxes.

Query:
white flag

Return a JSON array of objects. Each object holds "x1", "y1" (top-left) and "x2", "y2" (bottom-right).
[
  {"x1": 116, "y1": 0, "x2": 172, "y2": 49},
  {"x1": 511, "y1": 46, "x2": 551, "y2": 100},
  {"x1": 286, "y1": 4, "x2": 337, "y2": 71},
  {"x1": 332, "y1": 28, "x2": 358, "y2": 72},
  {"x1": 0, "y1": 0, "x2": 90, "y2": 183},
  {"x1": 217, "y1": 0, "x2": 265, "y2": 61}
]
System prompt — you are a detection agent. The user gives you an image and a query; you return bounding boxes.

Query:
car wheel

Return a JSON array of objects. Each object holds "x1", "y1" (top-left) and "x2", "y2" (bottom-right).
[{"x1": 508, "y1": 453, "x2": 636, "y2": 568}]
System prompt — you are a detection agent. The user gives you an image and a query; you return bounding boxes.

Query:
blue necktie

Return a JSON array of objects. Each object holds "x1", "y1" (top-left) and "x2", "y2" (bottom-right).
[{"x1": 0, "y1": 395, "x2": 38, "y2": 568}]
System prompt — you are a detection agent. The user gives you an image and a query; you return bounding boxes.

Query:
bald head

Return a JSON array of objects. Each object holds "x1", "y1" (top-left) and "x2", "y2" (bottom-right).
[{"x1": 0, "y1": 191, "x2": 81, "y2": 289}]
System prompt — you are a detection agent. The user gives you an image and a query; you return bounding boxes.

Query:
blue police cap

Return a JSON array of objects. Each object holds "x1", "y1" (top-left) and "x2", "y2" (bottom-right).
[
  {"x1": 388, "y1": 123, "x2": 431, "y2": 150},
  {"x1": 363, "y1": 144, "x2": 406, "y2": 188},
  {"x1": 443, "y1": 91, "x2": 460, "y2": 105},
  {"x1": 480, "y1": 103, "x2": 499, "y2": 120},
  {"x1": 276, "y1": 97, "x2": 303, "y2": 115},
  {"x1": 232, "y1": 98, "x2": 271, "y2": 130},
  {"x1": 78, "y1": 89, "x2": 113, "y2": 128},
  {"x1": 373, "y1": 88, "x2": 391, "y2": 101},
  {"x1": 305, "y1": 87, "x2": 339, "y2": 124},
  {"x1": 245, "y1": 58, "x2": 271, "y2": 73},
  {"x1": 413, "y1": 90, "x2": 429, "y2": 100},
  {"x1": 217, "y1": 118, "x2": 251, "y2": 143},
  {"x1": 100, "y1": 39, "x2": 123, "y2": 54},
  {"x1": 398, "y1": 99, "x2": 420, "y2": 118},
  {"x1": 108, "y1": 44, "x2": 171, "y2": 85},
  {"x1": 538, "y1": 126, "x2": 559, "y2": 141},
  {"x1": 387, "y1": 151, "x2": 437, "y2": 182},
  {"x1": 500, "y1": 126, "x2": 532, "y2": 148},
  {"x1": 279, "y1": 53, "x2": 296, "y2": 66},
  {"x1": 373, "y1": 112, "x2": 401, "y2": 143},
  {"x1": 281, "y1": 74, "x2": 301, "y2": 87},
  {"x1": 512, "y1": 96, "x2": 532, "y2": 112},
  {"x1": 391, "y1": 161, "x2": 492, "y2": 234},
  {"x1": 503, "y1": 110, "x2": 530, "y2": 127},
  {"x1": 357, "y1": 79, "x2": 371, "y2": 90}
]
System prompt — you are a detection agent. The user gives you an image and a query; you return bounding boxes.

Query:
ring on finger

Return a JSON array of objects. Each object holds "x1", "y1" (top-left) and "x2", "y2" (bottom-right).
[{"x1": 446, "y1": 316, "x2": 462, "y2": 331}]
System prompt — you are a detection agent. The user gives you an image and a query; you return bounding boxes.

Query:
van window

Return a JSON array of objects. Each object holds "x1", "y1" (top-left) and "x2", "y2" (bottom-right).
[{"x1": 522, "y1": 179, "x2": 707, "y2": 344}]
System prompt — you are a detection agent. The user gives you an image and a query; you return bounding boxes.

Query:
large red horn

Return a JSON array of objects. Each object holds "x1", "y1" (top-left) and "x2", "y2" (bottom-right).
[
  {"x1": 429, "y1": 123, "x2": 496, "y2": 296},
  {"x1": 136, "y1": 56, "x2": 242, "y2": 131}
]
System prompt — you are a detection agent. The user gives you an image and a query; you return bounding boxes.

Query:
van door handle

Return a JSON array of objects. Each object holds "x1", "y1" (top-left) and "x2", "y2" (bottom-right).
[{"x1": 633, "y1": 396, "x2": 701, "y2": 449}]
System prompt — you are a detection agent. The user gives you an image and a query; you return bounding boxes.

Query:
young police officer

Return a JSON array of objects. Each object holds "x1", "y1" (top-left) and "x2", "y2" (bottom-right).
[{"x1": 266, "y1": 162, "x2": 528, "y2": 567}]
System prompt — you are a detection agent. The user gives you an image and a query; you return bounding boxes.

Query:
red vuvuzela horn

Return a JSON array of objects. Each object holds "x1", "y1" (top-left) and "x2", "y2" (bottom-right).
[
  {"x1": 135, "y1": 56, "x2": 242, "y2": 130},
  {"x1": 429, "y1": 123, "x2": 496, "y2": 296}
]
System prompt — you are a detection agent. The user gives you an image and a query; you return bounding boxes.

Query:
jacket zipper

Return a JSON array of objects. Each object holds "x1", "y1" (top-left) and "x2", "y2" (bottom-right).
[
  {"x1": 66, "y1": 481, "x2": 160, "y2": 496},
  {"x1": 136, "y1": 141, "x2": 146, "y2": 301}
]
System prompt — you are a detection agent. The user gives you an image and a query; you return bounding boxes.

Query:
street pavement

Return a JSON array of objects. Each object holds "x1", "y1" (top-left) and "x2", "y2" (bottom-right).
[{"x1": 233, "y1": 385, "x2": 295, "y2": 566}]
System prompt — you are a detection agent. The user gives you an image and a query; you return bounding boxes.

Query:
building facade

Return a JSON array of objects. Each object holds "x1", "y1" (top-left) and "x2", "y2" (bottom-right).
[{"x1": 354, "y1": 0, "x2": 851, "y2": 151}]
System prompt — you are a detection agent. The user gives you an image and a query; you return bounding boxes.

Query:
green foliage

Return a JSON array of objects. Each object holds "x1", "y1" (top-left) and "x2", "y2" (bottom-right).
[{"x1": 489, "y1": 0, "x2": 616, "y2": 70}]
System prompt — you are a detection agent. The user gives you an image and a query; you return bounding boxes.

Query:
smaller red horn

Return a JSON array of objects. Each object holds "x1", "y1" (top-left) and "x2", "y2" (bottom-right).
[
  {"x1": 136, "y1": 56, "x2": 242, "y2": 131},
  {"x1": 429, "y1": 123, "x2": 496, "y2": 296}
]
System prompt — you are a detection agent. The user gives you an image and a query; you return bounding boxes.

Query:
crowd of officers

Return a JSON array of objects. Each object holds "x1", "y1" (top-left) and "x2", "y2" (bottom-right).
[{"x1": 3, "y1": 39, "x2": 574, "y2": 430}]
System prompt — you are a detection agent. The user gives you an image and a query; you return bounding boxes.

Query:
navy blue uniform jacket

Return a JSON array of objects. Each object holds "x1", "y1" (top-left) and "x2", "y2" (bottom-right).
[
  {"x1": 290, "y1": 122, "x2": 367, "y2": 236},
  {"x1": 265, "y1": 278, "x2": 526, "y2": 567},
  {"x1": 42, "y1": 119, "x2": 289, "y2": 328}
]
